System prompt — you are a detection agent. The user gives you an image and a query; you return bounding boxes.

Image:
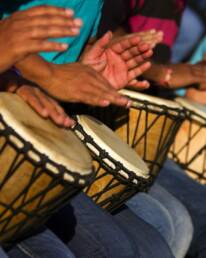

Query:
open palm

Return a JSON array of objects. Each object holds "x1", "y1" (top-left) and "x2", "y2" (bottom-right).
[{"x1": 82, "y1": 31, "x2": 152, "y2": 90}]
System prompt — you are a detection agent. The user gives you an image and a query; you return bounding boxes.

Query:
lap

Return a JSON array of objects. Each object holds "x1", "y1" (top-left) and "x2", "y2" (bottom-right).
[
  {"x1": 113, "y1": 206, "x2": 175, "y2": 258},
  {"x1": 48, "y1": 192, "x2": 139, "y2": 258},
  {"x1": 8, "y1": 229, "x2": 75, "y2": 258}
]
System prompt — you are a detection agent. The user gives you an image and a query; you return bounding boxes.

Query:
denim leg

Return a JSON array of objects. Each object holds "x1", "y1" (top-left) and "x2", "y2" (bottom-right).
[
  {"x1": 127, "y1": 192, "x2": 175, "y2": 247},
  {"x1": 157, "y1": 159, "x2": 206, "y2": 257},
  {"x1": 8, "y1": 229, "x2": 75, "y2": 258},
  {"x1": 113, "y1": 206, "x2": 175, "y2": 258},
  {"x1": 127, "y1": 186, "x2": 193, "y2": 258},
  {"x1": 171, "y1": 7, "x2": 205, "y2": 63},
  {"x1": 48, "y1": 192, "x2": 139, "y2": 258},
  {"x1": 0, "y1": 248, "x2": 8, "y2": 258},
  {"x1": 149, "y1": 184, "x2": 193, "y2": 258}
]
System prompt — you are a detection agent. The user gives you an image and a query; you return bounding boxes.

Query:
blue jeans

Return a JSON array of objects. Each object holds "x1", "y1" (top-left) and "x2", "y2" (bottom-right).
[
  {"x1": 157, "y1": 159, "x2": 206, "y2": 258},
  {"x1": 0, "y1": 248, "x2": 7, "y2": 258},
  {"x1": 8, "y1": 229, "x2": 75, "y2": 258},
  {"x1": 171, "y1": 7, "x2": 205, "y2": 63},
  {"x1": 49, "y1": 192, "x2": 175, "y2": 258},
  {"x1": 127, "y1": 184, "x2": 193, "y2": 258}
]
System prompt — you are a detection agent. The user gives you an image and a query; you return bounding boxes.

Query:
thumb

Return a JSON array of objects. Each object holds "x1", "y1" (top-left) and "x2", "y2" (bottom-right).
[{"x1": 89, "y1": 31, "x2": 113, "y2": 58}]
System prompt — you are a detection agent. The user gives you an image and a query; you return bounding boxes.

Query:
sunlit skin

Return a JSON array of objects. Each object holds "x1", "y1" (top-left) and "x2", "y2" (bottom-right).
[
  {"x1": 82, "y1": 30, "x2": 163, "y2": 90},
  {"x1": 0, "y1": 6, "x2": 82, "y2": 73}
]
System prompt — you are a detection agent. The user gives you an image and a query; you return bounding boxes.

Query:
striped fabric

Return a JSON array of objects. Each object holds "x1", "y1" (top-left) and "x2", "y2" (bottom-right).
[{"x1": 130, "y1": 0, "x2": 186, "y2": 62}]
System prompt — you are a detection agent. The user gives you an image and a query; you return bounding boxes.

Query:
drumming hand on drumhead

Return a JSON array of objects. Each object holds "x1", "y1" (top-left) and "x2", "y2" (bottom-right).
[
  {"x1": 82, "y1": 31, "x2": 152, "y2": 90},
  {"x1": 0, "y1": 6, "x2": 82, "y2": 73},
  {"x1": 10, "y1": 85, "x2": 75, "y2": 127},
  {"x1": 43, "y1": 62, "x2": 130, "y2": 107}
]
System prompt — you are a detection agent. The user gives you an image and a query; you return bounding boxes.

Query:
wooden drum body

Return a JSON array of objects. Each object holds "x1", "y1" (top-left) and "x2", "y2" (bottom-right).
[
  {"x1": 73, "y1": 115, "x2": 149, "y2": 212},
  {"x1": 115, "y1": 90, "x2": 185, "y2": 179},
  {"x1": 169, "y1": 98, "x2": 206, "y2": 183},
  {"x1": 0, "y1": 93, "x2": 93, "y2": 248}
]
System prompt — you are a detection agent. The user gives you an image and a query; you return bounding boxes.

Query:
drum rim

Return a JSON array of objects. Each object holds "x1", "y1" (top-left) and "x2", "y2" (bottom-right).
[
  {"x1": 175, "y1": 97, "x2": 206, "y2": 125},
  {"x1": 120, "y1": 89, "x2": 184, "y2": 113},
  {"x1": 74, "y1": 115, "x2": 150, "y2": 180},
  {"x1": 0, "y1": 93, "x2": 93, "y2": 185},
  {"x1": 0, "y1": 114, "x2": 94, "y2": 186}
]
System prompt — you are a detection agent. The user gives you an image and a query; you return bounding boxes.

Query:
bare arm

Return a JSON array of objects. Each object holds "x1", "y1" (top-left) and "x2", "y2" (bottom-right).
[{"x1": 143, "y1": 63, "x2": 206, "y2": 89}]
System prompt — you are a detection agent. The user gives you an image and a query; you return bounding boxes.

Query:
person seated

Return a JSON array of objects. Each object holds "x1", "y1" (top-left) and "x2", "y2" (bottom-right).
[
  {"x1": 128, "y1": 1, "x2": 206, "y2": 258},
  {"x1": 0, "y1": 2, "x2": 177, "y2": 258},
  {"x1": 0, "y1": 5, "x2": 83, "y2": 258}
]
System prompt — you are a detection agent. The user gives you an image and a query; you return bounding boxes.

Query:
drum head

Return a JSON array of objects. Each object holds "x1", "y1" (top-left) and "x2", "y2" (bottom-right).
[
  {"x1": 120, "y1": 89, "x2": 183, "y2": 111},
  {"x1": 76, "y1": 115, "x2": 149, "y2": 178},
  {"x1": 176, "y1": 97, "x2": 206, "y2": 124},
  {"x1": 0, "y1": 93, "x2": 92, "y2": 176}
]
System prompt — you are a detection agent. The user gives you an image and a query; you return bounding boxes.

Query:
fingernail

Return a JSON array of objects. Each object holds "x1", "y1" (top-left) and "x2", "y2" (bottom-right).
[
  {"x1": 101, "y1": 100, "x2": 110, "y2": 106},
  {"x1": 42, "y1": 109, "x2": 48, "y2": 117},
  {"x1": 126, "y1": 100, "x2": 132, "y2": 109},
  {"x1": 65, "y1": 9, "x2": 74, "y2": 16},
  {"x1": 74, "y1": 18, "x2": 83, "y2": 27},
  {"x1": 60, "y1": 43, "x2": 69, "y2": 49},
  {"x1": 68, "y1": 119, "x2": 76, "y2": 127},
  {"x1": 71, "y1": 27, "x2": 80, "y2": 34}
]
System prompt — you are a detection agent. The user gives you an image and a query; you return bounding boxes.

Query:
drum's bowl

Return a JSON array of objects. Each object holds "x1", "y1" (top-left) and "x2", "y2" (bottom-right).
[
  {"x1": 169, "y1": 119, "x2": 206, "y2": 184},
  {"x1": 0, "y1": 134, "x2": 84, "y2": 248},
  {"x1": 84, "y1": 158, "x2": 149, "y2": 212},
  {"x1": 115, "y1": 107, "x2": 182, "y2": 178}
]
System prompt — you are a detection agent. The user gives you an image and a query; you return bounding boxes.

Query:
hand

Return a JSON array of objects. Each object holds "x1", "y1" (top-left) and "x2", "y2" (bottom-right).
[
  {"x1": 186, "y1": 88, "x2": 206, "y2": 105},
  {"x1": 144, "y1": 63, "x2": 206, "y2": 89},
  {"x1": 42, "y1": 62, "x2": 130, "y2": 107},
  {"x1": 130, "y1": 29, "x2": 163, "y2": 48},
  {"x1": 7, "y1": 85, "x2": 75, "y2": 127},
  {"x1": 82, "y1": 31, "x2": 153, "y2": 90},
  {"x1": 0, "y1": 5, "x2": 82, "y2": 72},
  {"x1": 142, "y1": 63, "x2": 173, "y2": 87},
  {"x1": 191, "y1": 63, "x2": 206, "y2": 90}
]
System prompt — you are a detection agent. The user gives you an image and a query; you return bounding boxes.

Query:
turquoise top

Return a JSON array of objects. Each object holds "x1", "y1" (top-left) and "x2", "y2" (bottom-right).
[
  {"x1": 190, "y1": 36, "x2": 206, "y2": 64},
  {"x1": 1, "y1": 0, "x2": 103, "y2": 63}
]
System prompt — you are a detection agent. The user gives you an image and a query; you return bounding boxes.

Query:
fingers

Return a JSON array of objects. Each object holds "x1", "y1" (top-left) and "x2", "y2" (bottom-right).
[
  {"x1": 34, "y1": 88, "x2": 75, "y2": 127},
  {"x1": 16, "y1": 6, "x2": 75, "y2": 18},
  {"x1": 82, "y1": 90, "x2": 131, "y2": 107},
  {"x1": 17, "y1": 86, "x2": 74, "y2": 127},
  {"x1": 128, "y1": 79, "x2": 150, "y2": 90},
  {"x1": 83, "y1": 31, "x2": 112, "y2": 62},
  {"x1": 13, "y1": 6, "x2": 83, "y2": 39},
  {"x1": 128, "y1": 61, "x2": 151, "y2": 81},
  {"x1": 16, "y1": 86, "x2": 49, "y2": 118},
  {"x1": 26, "y1": 25, "x2": 80, "y2": 39},
  {"x1": 126, "y1": 49, "x2": 153, "y2": 70},
  {"x1": 18, "y1": 40, "x2": 68, "y2": 54},
  {"x1": 73, "y1": 80, "x2": 131, "y2": 107},
  {"x1": 24, "y1": 15, "x2": 82, "y2": 32},
  {"x1": 110, "y1": 36, "x2": 141, "y2": 54},
  {"x1": 121, "y1": 43, "x2": 151, "y2": 61}
]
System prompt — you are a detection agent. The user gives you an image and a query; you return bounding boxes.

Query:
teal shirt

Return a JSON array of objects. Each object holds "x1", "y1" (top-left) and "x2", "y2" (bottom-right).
[
  {"x1": 190, "y1": 36, "x2": 206, "y2": 64},
  {"x1": 1, "y1": 0, "x2": 103, "y2": 64}
]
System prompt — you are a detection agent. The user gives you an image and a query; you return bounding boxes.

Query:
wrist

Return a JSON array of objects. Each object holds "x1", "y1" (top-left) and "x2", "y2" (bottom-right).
[{"x1": 15, "y1": 56, "x2": 54, "y2": 91}]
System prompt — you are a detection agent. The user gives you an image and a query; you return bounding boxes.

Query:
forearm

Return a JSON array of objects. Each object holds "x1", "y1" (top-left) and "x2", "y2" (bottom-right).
[
  {"x1": 167, "y1": 64, "x2": 199, "y2": 88},
  {"x1": 143, "y1": 63, "x2": 198, "y2": 89},
  {"x1": 15, "y1": 55, "x2": 54, "y2": 92}
]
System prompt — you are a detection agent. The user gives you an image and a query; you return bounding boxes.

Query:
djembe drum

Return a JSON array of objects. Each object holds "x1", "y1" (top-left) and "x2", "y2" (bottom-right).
[
  {"x1": 72, "y1": 115, "x2": 150, "y2": 212},
  {"x1": 115, "y1": 89, "x2": 185, "y2": 179},
  {"x1": 0, "y1": 93, "x2": 93, "y2": 248},
  {"x1": 169, "y1": 97, "x2": 206, "y2": 183}
]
